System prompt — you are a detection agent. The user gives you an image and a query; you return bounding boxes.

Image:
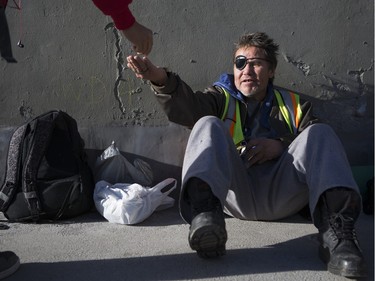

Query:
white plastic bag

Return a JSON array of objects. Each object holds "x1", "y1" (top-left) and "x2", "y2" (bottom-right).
[
  {"x1": 93, "y1": 178, "x2": 177, "y2": 225},
  {"x1": 94, "y1": 141, "x2": 153, "y2": 186}
]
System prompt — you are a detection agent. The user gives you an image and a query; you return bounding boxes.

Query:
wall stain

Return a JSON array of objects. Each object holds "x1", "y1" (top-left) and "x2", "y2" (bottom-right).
[
  {"x1": 322, "y1": 75, "x2": 351, "y2": 94},
  {"x1": 283, "y1": 54, "x2": 311, "y2": 76},
  {"x1": 313, "y1": 61, "x2": 374, "y2": 117},
  {"x1": 19, "y1": 100, "x2": 33, "y2": 120},
  {"x1": 348, "y1": 62, "x2": 373, "y2": 96},
  {"x1": 129, "y1": 87, "x2": 142, "y2": 95},
  {"x1": 347, "y1": 62, "x2": 374, "y2": 117}
]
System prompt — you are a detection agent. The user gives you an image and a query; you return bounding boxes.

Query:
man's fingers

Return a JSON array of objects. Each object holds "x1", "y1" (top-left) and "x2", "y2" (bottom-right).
[
  {"x1": 247, "y1": 146, "x2": 263, "y2": 166},
  {"x1": 127, "y1": 55, "x2": 148, "y2": 74},
  {"x1": 133, "y1": 40, "x2": 152, "y2": 56}
]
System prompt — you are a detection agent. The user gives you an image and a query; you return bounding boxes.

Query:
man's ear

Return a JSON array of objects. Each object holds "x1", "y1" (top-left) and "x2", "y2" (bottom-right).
[{"x1": 268, "y1": 68, "x2": 275, "y2": 79}]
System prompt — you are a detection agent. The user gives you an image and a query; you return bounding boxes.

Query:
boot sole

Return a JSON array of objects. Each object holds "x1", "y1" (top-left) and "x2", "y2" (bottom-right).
[
  {"x1": 319, "y1": 245, "x2": 367, "y2": 278},
  {"x1": 189, "y1": 223, "x2": 227, "y2": 259}
]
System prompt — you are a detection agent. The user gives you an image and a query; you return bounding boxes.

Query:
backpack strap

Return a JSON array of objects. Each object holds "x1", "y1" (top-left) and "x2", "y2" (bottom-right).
[{"x1": 0, "y1": 124, "x2": 28, "y2": 211}]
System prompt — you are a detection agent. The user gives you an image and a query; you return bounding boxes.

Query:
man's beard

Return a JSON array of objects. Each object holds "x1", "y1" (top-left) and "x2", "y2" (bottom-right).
[
  {"x1": 242, "y1": 85, "x2": 267, "y2": 101},
  {"x1": 242, "y1": 87, "x2": 259, "y2": 98}
]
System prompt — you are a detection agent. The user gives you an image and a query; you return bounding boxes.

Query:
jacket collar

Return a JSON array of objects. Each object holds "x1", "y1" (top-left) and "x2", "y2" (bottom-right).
[
  {"x1": 213, "y1": 73, "x2": 275, "y2": 105},
  {"x1": 213, "y1": 73, "x2": 246, "y2": 103}
]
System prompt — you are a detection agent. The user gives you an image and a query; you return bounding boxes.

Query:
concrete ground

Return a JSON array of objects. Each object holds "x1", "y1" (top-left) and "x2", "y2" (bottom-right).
[{"x1": 0, "y1": 204, "x2": 373, "y2": 281}]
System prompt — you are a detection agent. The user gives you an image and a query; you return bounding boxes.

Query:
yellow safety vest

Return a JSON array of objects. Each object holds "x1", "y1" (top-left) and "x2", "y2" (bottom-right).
[{"x1": 220, "y1": 87, "x2": 303, "y2": 146}]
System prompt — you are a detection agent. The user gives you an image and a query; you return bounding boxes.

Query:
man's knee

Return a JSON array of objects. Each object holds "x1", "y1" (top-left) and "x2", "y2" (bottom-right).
[
  {"x1": 297, "y1": 123, "x2": 342, "y2": 148},
  {"x1": 304, "y1": 123, "x2": 335, "y2": 137},
  {"x1": 191, "y1": 116, "x2": 229, "y2": 138},
  {"x1": 194, "y1": 116, "x2": 222, "y2": 128}
]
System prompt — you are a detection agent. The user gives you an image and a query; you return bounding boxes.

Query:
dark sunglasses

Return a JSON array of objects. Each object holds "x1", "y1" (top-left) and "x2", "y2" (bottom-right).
[{"x1": 234, "y1": 55, "x2": 271, "y2": 70}]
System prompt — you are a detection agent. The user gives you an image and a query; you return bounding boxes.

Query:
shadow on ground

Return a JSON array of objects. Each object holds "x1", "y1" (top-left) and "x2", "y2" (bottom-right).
[{"x1": 7, "y1": 234, "x2": 328, "y2": 281}]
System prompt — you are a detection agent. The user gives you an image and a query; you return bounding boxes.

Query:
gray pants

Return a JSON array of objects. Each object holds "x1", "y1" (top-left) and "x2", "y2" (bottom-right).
[{"x1": 180, "y1": 116, "x2": 360, "y2": 224}]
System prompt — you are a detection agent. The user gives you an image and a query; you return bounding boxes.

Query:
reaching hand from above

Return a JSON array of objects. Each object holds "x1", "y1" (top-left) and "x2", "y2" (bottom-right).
[{"x1": 122, "y1": 21, "x2": 153, "y2": 55}]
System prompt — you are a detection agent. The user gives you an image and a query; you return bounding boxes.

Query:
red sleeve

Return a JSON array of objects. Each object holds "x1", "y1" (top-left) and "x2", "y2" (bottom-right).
[
  {"x1": 0, "y1": 0, "x2": 8, "y2": 8},
  {"x1": 92, "y1": 0, "x2": 136, "y2": 30}
]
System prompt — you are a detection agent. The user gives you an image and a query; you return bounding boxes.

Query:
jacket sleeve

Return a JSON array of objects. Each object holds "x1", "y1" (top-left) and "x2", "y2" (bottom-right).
[
  {"x1": 92, "y1": 0, "x2": 135, "y2": 30},
  {"x1": 0, "y1": 0, "x2": 8, "y2": 8},
  {"x1": 151, "y1": 72, "x2": 227, "y2": 128}
]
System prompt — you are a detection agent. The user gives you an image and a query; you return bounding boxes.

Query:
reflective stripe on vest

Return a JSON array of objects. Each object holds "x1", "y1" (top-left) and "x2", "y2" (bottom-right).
[
  {"x1": 220, "y1": 88, "x2": 245, "y2": 146},
  {"x1": 220, "y1": 87, "x2": 302, "y2": 145},
  {"x1": 273, "y1": 89, "x2": 303, "y2": 134}
]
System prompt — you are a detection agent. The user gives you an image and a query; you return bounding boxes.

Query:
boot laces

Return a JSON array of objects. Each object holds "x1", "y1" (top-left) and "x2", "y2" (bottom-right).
[{"x1": 329, "y1": 214, "x2": 357, "y2": 240}]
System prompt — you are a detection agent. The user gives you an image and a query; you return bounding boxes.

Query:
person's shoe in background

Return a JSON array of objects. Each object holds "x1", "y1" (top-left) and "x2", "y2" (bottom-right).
[{"x1": 0, "y1": 251, "x2": 20, "y2": 280}]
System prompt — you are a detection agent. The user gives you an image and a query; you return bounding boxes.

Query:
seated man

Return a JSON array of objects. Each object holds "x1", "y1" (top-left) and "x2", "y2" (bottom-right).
[{"x1": 126, "y1": 32, "x2": 367, "y2": 278}]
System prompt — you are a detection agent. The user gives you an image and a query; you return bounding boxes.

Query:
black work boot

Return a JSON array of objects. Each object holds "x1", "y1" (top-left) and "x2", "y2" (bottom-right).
[
  {"x1": 315, "y1": 188, "x2": 367, "y2": 278},
  {"x1": 186, "y1": 178, "x2": 227, "y2": 258}
]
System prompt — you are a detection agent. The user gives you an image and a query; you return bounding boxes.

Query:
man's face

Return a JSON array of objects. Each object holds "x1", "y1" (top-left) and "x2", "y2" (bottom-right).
[{"x1": 234, "y1": 46, "x2": 275, "y2": 101}]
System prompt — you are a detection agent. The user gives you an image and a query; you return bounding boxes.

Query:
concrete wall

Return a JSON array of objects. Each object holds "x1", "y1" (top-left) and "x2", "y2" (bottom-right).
[{"x1": 1, "y1": 1, "x2": 374, "y2": 172}]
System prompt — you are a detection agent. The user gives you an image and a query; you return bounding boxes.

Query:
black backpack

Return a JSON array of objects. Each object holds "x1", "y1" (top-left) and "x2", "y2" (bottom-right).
[{"x1": 0, "y1": 110, "x2": 94, "y2": 222}]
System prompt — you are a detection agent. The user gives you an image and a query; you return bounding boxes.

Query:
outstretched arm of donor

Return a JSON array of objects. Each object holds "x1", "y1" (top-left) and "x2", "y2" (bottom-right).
[
  {"x1": 92, "y1": 0, "x2": 153, "y2": 55},
  {"x1": 127, "y1": 55, "x2": 168, "y2": 85}
]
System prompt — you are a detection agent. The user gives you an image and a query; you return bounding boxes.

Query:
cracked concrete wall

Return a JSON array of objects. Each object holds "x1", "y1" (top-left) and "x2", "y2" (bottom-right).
[{"x1": 0, "y1": 0, "x2": 373, "y2": 167}]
